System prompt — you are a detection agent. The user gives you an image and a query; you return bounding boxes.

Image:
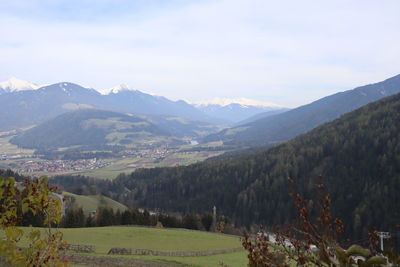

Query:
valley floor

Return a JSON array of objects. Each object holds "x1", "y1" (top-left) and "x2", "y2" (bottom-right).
[{"x1": 0, "y1": 131, "x2": 226, "y2": 179}]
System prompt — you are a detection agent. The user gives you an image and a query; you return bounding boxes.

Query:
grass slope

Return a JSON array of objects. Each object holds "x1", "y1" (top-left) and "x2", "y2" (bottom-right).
[
  {"x1": 9, "y1": 226, "x2": 246, "y2": 267},
  {"x1": 62, "y1": 192, "x2": 127, "y2": 214},
  {"x1": 59, "y1": 226, "x2": 242, "y2": 253}
]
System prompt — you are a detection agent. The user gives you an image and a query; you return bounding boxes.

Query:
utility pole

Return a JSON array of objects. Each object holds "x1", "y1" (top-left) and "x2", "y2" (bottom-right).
[
  {"x1": 211, "y1": 206, "x2": 217, "y2": 232},
  {"x1": 377, "y1": 232, "x2": 390, "y2": 252},
  {"x1": 213, "y1": 206, "x2": 217, "y2": 224}
]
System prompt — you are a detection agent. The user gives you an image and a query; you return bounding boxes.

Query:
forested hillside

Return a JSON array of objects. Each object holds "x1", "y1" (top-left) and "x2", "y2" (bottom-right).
[
  {"x1": 10, "y1": 108, "x2": 223, "y2": 152},
  {"x1": 205, "y1": 74, "x2": 400, "y2": 147},
  {"x1": 105, "y1": 93, "x2": 400, "y2": 240},
  {"x1": 11, "y1": 109, "x2": 169, "y2": 150}
]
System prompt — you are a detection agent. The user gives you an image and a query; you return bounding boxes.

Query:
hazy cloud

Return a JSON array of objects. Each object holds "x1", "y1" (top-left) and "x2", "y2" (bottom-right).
[{"x1": 1, "y1": 0, "x2": 399, "y2": 107}]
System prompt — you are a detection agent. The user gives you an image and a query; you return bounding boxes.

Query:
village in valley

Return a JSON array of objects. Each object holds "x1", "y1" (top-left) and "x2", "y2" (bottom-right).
[
  {"x1": 0, "y1": 141, "x2": 224, "y2": 178},
  {"x1": 13, "y1": 158, "x2": 109, "y2": 173}
]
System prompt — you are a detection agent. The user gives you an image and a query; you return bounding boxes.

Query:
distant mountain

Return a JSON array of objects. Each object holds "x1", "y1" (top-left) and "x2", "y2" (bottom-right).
[
  {"x1": 204, "y1": 74, "x2": 400, "y2": 147},
  {"x1": 10, "y1": 109, "x2": 170, "y2": 150},
  {"x1": 194, "y1": 97, "x2": 283, "y2": 107},
  {"x1": 193, "y1": 98, "x2": 285, "y2": 124},
  {"x1": 0, "y1": 77, "x2": 41, "y2": 94},
  {"x1": 102, "y1": 84, "x2": 221, "y2": 124},
  {"x1": 141, "y1": 114, "x2": 224, "y2": 138},
  {"x1": 114, "y1": 92, "x2": 400, "y2": 239},
  {"x1": 0, "y1": 82, "x2": 106, "y2": 130},
  {"x1": 10, "y1": 109, "x2": 221, "y2": 150},
  {"x1": 234, "y1": 108, "x2": 290, "y2": 126},
  {"x1": 0, "y1": 80, "x2": 223, "y2": 131}
]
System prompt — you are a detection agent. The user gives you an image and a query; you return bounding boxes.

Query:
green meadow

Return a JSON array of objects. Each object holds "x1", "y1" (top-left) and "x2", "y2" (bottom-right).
[
  {"x1": 8, "y1": 226, "x2": 247, "y2": 267},
  {"x1": 62, "y1": 192, "x2": 128, "y2": 214}
]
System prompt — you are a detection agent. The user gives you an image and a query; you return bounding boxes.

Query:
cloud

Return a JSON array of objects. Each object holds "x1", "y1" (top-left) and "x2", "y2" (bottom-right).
[{"x1": 0, "y1": 0, "x2": 399, "y2": 107}]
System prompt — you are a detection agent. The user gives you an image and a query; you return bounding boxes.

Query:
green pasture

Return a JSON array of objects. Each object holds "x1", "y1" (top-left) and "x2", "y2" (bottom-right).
[
  {"x1": 78, "y1": 151, "x2": 223, "y2": 179},
  {"x1": 62, "y1": 192, "x2": 128, "y2": 214},
  {"x1": 5, "y1": 226, "x2": 247, "y2": 267},
  {"x1": 59, "y1": 226, "x2": 242, "y2": 254},
  {"x1": 159, "y1": 152, "x2": 223, "y2": 167},
  {"x1": 0, "y1": 135, "x2": 34, "y2": 155}
]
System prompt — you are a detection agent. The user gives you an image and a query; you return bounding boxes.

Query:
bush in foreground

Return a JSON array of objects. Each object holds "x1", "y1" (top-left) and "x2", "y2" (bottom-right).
[{"x1": 0, "y1": 177, "x2": 67, "y2": 266}]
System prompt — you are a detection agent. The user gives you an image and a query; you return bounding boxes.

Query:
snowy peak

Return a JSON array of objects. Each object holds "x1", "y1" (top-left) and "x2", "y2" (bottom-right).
[
  {"x1": 101, "y1": 84, "x2": 137, "y2": 95},
  {"x1": 0, "y1": 77, "x2": 41, "y2": 92},
  {"x1": 193, "y1": 98, "x2": 283, "y2": 108},
  {"x1": 193, "y1": 98, "x2": 286, "y2": 124},
  {"x1": 100, "y1": 84, "x2": 165, "y2": 99}
]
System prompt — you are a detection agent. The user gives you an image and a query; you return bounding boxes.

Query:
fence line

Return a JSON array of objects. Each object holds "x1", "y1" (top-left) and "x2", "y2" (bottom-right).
[
  {"x1": 108, "y1": 247, "x2": 243, "y2": 256},
  {"x1": 63, "y1": 244, "x2": 96, "y2": 253}
]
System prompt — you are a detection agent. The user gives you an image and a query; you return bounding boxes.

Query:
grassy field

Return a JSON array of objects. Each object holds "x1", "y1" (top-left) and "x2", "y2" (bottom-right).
[
  {"x1": 77, "y1": 157, "x2": 151, "y2": 179},
  {"x1": 62, "y1": 192, "x2": 128, "y2": 214},
  {"x1": 61, "y1": 227, "x2": 241, "y2": 253},
  {"x1": 0, "y1": 135, "x2": 34, "y2": 155},
  {"x1": 76, "y1": 151, "x2": 224, "y2": 179},
  {"x1": 9, "y1": 226, "x2": 247, "y2": 267}
]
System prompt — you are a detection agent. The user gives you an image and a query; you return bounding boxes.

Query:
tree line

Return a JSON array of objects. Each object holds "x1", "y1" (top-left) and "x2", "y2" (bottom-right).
[
  {"x1": 19, "y1": 202, "x2": 236, "y2": 234},
  {"x1": 59, "y1": 207, "x2": 230, "y2": 231}
]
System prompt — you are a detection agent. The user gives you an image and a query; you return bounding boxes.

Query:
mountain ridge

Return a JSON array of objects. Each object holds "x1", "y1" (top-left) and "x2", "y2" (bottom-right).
[
  {"x1": 192, "y1": 97, "x2": 283, "y2": 108},
  {"x1": 10, "y1": 109, "x2": 170, "y2": 150},
  {"x1": 204, "y1": 74, "x2": 400, "y2": 146},
  {"x1": 10, "y1": 108, "x2": 222, "y2": 151},
  {"x1": 0, "y1": 78, "x2": 287, "y2": 128},
  {"x1": 0, "y1": 77, "x2": 42, "y2": 94},
  {"x1": 0, "y1": 80, "x2": 224, "y2": 130}
]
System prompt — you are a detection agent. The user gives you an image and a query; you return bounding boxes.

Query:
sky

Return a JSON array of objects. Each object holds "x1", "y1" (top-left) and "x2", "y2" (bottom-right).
[{"x1": 1, "y1": 0, "x2": 400, "y2": 107}]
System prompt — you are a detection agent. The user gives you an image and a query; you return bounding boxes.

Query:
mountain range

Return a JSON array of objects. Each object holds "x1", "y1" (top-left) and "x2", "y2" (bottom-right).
[
  {"x1": 0, "y1": 77, "x2": 42, "y2": 94},
  {"x1": 193, "y1": 98, "x2": 289, "y2": 124},
  {"x1": 0, "y1": 78, "x2": 283, "y2": 131},
  {"x1": 3, "y1": 74, "x2": 400, "y2": 152},
  {"x1": 204, "y1": 74, "x2": 400, "y2": 147}
]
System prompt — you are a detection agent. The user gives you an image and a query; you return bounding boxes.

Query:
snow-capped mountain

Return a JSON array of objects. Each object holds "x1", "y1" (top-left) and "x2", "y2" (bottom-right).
[
  {"x1": 204, "y1": 74, "x2": 400, "y2": 146},
  {"x1": 192, "y1": 98, "x2": 286, "y2": 124},
  {"x1": 0, "y1": 77, "x2": 41, "y2": 94},
  {"x1": 100, "y1": 83, "x2": 135, "y2": 95},
  {"x1": 194, "y1": 97, "x2": 283, "y2": 108},
  {"x1": 0, "y1": 77, "x2": 283, "y2": 129},
  {"x1": 0, "y1": 79, "x2": 223, "y2": 131},
  {"x1": 101, "y1": 84, "x2": 161, "y2": 97},
  {"x1": 102, "y1": 84, "x2": 220, "y2": 123},
  {"x1": 0, "y1": 82, "x2": 107, "y2": 130}
]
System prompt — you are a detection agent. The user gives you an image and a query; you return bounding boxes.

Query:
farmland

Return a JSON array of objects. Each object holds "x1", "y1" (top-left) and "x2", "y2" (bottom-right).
[{"x1": 0, "y1": 132, "x2": 226, "y2": 179}]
